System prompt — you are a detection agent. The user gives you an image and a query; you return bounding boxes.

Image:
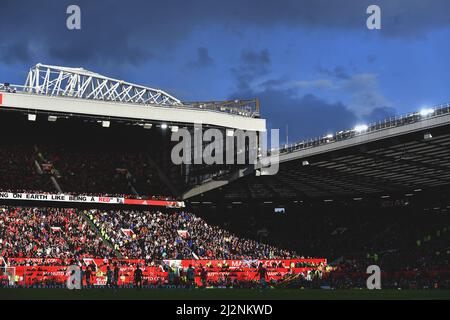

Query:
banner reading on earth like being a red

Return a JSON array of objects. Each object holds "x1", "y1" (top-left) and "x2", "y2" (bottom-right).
[{"x1": 0, "y1": 191, "x2": 185, "y2": 208}]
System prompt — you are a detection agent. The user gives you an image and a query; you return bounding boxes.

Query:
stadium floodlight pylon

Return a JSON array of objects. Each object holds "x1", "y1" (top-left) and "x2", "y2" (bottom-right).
[{"x1": 23, "y1": 63, "x2": 182, "y2": 106}]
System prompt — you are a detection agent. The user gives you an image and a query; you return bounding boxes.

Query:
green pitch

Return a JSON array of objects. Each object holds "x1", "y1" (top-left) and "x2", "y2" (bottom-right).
[{"x1": 0, "y1": 288, "x2": 449, "y2": 300}]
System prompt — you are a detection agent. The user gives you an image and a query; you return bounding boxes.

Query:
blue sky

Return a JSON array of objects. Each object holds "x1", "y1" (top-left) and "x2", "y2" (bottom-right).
[{"x1": 1, "y1": 0, "x2": 450, "y2": 142}]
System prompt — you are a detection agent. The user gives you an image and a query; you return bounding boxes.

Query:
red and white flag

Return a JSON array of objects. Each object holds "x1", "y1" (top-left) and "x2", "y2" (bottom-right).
[
  {"x1": 51, "y1": 226, "x2": 62, "y2": 232},
  {"x1": 177, "y1": 230, "x2": 190, "y2": 238},
  {"x1": 121, "y1": 228, "x2": 134, "y2": 237}
]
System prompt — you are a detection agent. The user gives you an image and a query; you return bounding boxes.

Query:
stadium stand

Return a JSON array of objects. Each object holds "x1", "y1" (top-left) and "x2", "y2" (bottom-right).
[
  {"x1": 0, "y1": 110, "x2": 175, "y2": 199},
  {"x1": 85, "y1": 209, "x2": 297, "y2": 260},
  {"x1": 0, "y1": 206, "x2": 114, "y2": 259},
  {"x1": 0, "y1": 206, "x2": 298, "y2": 261},
  {"x1": 0, "y1": 94, "x2": 449, "y2": 289},
  {"x1": 0, "y1": 144, "x2": 55, "y2": 193}
]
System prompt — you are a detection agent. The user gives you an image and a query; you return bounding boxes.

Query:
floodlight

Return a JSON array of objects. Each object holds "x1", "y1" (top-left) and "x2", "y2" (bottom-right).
[
  {"x1": 424, "y1": 133, "x2": 432, "y2": 140},
  {"x1": 419, "y1": 108, "x2": 434, "y2": 117},
  {"x1": 354, "y1": 124, "x2": 368, "y2": 132}
]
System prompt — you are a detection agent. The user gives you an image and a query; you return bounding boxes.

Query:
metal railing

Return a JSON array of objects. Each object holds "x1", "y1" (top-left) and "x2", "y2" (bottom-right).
[
  {"x1": 183, "y1": 99, "x2": 260, "y2": 118},
  {"x1": 278, "y1": 103, "x2": 450, "y2": 155}
]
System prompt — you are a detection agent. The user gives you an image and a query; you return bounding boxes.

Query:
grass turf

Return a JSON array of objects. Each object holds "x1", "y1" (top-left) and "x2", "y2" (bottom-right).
[{"x1": 0, "y1": 288, "x2": 449, "y2": 300}]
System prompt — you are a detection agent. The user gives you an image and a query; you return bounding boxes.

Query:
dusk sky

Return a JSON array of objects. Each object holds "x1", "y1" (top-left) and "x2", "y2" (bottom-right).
[{"x1": 1, "y1": 0, "x2": 450, "y2": 142}]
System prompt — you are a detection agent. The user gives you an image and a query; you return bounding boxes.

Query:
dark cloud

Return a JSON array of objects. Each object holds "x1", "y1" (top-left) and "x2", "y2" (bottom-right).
[
  {"x1": 0, "y1": 42, "x2": 32, "y2": 64},
  {"x1": 231, "y1": 84, "x2": 398, "y2": 142},
  {"x1": 231, "y1": 87, "x2": 358, "y2": 141},
  {"x1": 187, "y1": 47, "x2": 214, "y2": 68},
  {"x1": 229, "y1": 53, "x2": 357, "y2": 140},
  {"x1": 0, "y1": 0, "x2": 191, "y2": 66},
  {"x1": 48, "y1": 40, "x2": 155, "y2": 66},
  {"x1": 229, "y1": 51, "x2": 394, "y2": 142},
  {"x1": 367, "y1": 55, "x2": 377, "y2": 64},
  {"x1": 2, "y1": 0, "x2": 449, "y2": 66},
  {"x1": 231, "y1": 49, "x2": 271, "y2": 90},
  {"x1": 318, "y1": 65, "x2": 351, "y2": 80},
  {"x1": 241, "y1": 50, "x2": 271, "y2": 68},
  {"x1": 258, "y1": 77, "x2": 289, "y2": 90}
]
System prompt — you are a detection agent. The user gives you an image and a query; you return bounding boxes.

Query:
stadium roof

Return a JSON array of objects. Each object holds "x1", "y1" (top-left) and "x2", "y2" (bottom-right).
[
  {"x1": 186, "y1": 104, "x2": 450, "y2": 201},
  {"x1": 0, "y1": 64, "x2": 265, "y2": 131}
]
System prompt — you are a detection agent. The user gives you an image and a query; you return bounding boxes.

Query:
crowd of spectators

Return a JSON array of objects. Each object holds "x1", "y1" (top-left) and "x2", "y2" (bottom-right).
[
  {"x1": 0, "y1": 206, "x2": 298, "y2": 262},
  {"x1": 0, "y1": 144, "x2": 176, "y2": 200},
  {"x1": 0, "y1": 145, "x2": 55, "y2": 193},
  {"x1": 43, "y1": 147, "x2": 135, "y2": 196},
  {"x1": 0, "y1": 140, "x2": 173, "y2": 200},
  {"x1": 0, "y1": 202, "x2": 448, "y2": 289},
  {"x1": 86, "y1": 209, "x2": 298, "y2": 261},
  {"x1": 0, "y1": 206, "x2": 114, "y2": 259}
]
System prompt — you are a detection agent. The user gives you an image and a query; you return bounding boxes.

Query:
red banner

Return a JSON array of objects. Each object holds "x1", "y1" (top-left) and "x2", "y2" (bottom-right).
[
  {"x1": 176, "y1": 258, "x2": 327, "y2": 269},
  {"x1": 123, "y1": 198, "x2": 184, "y2": 207},
  {"x1": 6, "y1": 258, "x2": 327, "y2": 286},
  {"x1": 11, "y1": 266, "x2": 319, "y2": 286}
]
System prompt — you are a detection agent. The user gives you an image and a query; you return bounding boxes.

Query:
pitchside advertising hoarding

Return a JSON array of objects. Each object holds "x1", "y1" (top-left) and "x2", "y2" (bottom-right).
[
  {"x1": 4, "y1": 258, "x2": 327, "y2": 287},
  {"x1": 0, "y1": 191, "x2": 185, "y2": 208}
]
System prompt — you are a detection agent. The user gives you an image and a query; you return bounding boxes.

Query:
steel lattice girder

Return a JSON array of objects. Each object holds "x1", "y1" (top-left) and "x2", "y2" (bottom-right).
[{"x1": 24, "y1": 63, "x2": 181, "y2": 106}]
